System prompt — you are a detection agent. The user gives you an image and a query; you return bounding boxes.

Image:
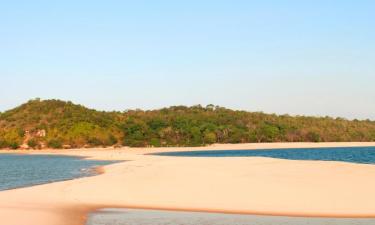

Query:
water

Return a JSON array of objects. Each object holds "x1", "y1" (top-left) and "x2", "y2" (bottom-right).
[
  {"x1": 152, "y1": 147, "x2": 375, "y2": 164},
  {"x1": 87, "y1": 209, "x2": 375, "y2": 225},
  {"x1": 0, "y1": 154, "x2": 116, "y2": 191}
]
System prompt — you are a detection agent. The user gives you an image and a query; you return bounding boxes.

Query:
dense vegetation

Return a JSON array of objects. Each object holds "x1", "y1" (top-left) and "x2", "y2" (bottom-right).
[{"x1": 1, "y1": 99, "x2": 375, "y2": 149}]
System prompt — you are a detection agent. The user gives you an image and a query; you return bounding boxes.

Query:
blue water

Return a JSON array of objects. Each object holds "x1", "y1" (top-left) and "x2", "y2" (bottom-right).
[
  {"x1": 152, "y1": 147, "x2": 375, "y2": 165},
  {"x1": 0, "y1": 154, "x2": 116, "y2": 191}
]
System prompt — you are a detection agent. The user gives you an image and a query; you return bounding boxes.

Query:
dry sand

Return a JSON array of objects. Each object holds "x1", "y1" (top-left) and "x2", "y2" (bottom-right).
[{"x1": 1, "y1": 142, "x2": 375, "y2": 225}]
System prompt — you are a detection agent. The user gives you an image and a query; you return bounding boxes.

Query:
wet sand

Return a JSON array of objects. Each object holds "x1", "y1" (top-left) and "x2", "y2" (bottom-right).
[
  {"x1": 87, "y1": 209, "x2": 375, "y2": 225},
  {"x1": 1, "y1": 142, "x2": 375, "y2": 225}
]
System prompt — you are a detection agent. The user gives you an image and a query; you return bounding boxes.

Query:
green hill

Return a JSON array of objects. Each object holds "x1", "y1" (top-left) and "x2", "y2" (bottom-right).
[
  {"x1": 1, "y1": 99, "x2": 375, "y2": 149},
  {"x1": 0, "y1": 99, "x2": 122, "y2": 149}
]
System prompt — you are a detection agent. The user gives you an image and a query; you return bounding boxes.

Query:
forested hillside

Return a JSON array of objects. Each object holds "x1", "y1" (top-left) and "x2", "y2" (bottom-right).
[{"x1": 1, "y1": 99, "x2": 375, "y2": 149}]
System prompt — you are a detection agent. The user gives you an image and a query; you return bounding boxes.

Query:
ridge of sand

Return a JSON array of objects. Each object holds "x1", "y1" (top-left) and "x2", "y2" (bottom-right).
[{"x1": 1, "y1": 142, "x2": 375, "y2": 225}]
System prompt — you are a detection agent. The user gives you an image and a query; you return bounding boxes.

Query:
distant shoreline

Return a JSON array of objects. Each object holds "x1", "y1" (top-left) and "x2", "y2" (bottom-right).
[
  {"x1": 1, "y1": 142, "x2": 375, "y2": 225},
  {"x1": 2, "y1": 99, "x2": 375, "y2": 151},
  {"x1": 2, "y1": 142, "x2": 375, "y2": 154}
]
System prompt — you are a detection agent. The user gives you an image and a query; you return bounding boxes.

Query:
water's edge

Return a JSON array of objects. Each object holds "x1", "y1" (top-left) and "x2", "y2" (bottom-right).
[
  {"x1": 151, "y1": 146, "x2": 375, "y2": 165},
  {"x1": 0, "y1": 153, "x2": 117, "y2": 191},
  {"x1": 87, "y1": 209, "x2": 375, "y2": 225}
]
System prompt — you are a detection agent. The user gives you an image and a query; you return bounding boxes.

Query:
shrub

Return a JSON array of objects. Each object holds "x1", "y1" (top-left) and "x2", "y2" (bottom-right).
[
  {"x1": 0, "y1": 139, "x2": 8, "y2": 149},
  {"x1": 106, "y1": 134, "x2": 118, "y2": 146},
  {"x1": 204, "y1": 131, "x2": 217, "y2": 144},
  {"x1": 48, "y1": 139, "x2": 63, "y2": 149},
  {"x1": 150, "y1": 138, "x2": 161, "y2": 147},
  {"x1": 9, "y1": 142, "x2": 20, "y2": 149},
  {"x1": 306, "y1": 131, "x2": 321, "y2": 142},
  {"x1": 88, "y1": 137, "x2": 103, "y2": 146},
  {"x1": 27, "y1": 139, "x2": 38, "y2": 148}
]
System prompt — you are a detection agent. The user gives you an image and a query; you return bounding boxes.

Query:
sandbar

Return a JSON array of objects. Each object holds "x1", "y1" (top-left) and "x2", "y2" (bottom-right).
[{"x1": 1, "y1": 142, "x2": 375, "y2": 225}]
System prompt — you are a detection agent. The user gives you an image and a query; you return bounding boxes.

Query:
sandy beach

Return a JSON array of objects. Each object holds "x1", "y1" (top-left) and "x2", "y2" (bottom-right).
[{"x1": 1, "y1": 142, "x2": 375, "y2": 225}]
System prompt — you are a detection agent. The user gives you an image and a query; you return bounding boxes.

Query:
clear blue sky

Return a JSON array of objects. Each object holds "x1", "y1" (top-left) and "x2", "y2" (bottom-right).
[{"x1": 1, "y1": 1, "x2": 374, "y2": 119}]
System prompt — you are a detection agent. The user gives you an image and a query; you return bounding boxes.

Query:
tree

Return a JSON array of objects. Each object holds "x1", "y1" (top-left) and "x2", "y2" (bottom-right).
[
  {"x1": 204, "y1": 131, "x2": 217, "y2": 144},
  {"x1": 27, "y1": 139, "x2": 38, "y2": 148},
  {"x1": 306, "y1": 131, "x2": 321, "y2": 142},
  {"x1": 257, "y1": 124, "x2": 280, "y2": 142},
  {"x1": 47, "y1": 139, "x2": 63, "y2": 149},
  {"x1": 1, "y1": 99, "x2": 375, "y2": 149}
]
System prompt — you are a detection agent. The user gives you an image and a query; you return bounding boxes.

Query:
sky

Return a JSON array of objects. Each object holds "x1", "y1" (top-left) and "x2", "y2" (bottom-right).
[{"x1": 1, "y1": 0, "x2": 374, "y2": 120}]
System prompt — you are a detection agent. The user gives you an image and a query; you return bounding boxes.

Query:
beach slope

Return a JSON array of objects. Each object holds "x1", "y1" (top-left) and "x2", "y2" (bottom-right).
[{"x1": 1, "y1": 142, "x2": 375, "y2": 225}]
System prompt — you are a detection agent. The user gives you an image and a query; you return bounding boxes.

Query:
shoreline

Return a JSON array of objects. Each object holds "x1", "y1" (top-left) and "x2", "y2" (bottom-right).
[
  {"x1": 1, "y1": 142, "x2": 375, "y2": 225},
  {"x1": 86, "y1": 209, "x2": 375, "y2": 225},
  {"x1": 87, "y1": 205, "x2": 375, "y2": 219},
  {"x1": 3, "y1": 142, "x2": 375, "y2": 158}
]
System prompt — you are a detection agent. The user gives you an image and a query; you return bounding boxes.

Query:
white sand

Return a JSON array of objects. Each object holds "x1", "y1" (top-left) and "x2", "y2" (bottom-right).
[{"x1": 1, "y1": 142, "x2": 375, "y2": 225}]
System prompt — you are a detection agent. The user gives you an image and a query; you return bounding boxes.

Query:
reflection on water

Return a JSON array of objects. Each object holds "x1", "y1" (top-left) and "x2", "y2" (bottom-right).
[{"x1": 87, "y1": 209, "x2": 375, "y2": 225}]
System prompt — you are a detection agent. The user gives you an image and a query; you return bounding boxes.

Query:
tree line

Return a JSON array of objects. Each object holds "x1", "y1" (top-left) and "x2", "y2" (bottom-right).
[{"x1": 0, "y1": 99, "x2": 374, "y2": 149}]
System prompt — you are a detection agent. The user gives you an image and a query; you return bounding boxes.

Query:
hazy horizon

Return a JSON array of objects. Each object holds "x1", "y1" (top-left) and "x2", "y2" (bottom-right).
[{"x1": 1, "y1": 1, "x2": 374, "y2": 120}]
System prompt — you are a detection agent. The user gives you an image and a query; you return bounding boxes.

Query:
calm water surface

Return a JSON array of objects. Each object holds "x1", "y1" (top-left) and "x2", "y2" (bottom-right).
[
  {"x1": 0, "y1": 154, "x2": 116, "y2": 191},
  {"x1": 152, "y1": 147, "x2": 375, "y2": 164},
  {"x1": 87, "y1": 209, "x2": 375, "y2": 225}
]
